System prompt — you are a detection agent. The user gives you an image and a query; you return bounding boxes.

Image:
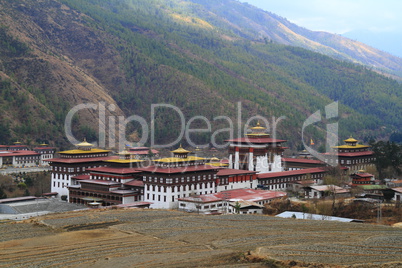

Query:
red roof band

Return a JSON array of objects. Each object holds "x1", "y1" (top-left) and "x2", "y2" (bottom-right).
[
  {"x1": 226, "y1": 137, "x2": 287, "y2": 144},
  {"x1": 258, "y1": 167, "x2": 327, "y2": 179},
  {"x1": 137, "y1": 165, "x2": 219, "y2": 174}
]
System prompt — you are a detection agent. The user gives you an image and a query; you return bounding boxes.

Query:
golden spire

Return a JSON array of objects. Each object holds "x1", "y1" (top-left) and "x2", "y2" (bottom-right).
[
  {"x1": 246, "y1": 121, "x2": 269, "y2": 137},
  {"x1": 76, "y1": 138, "x2": 94, "y2": 148},
  {"x1": 250, "y1": 121, "x2": 266, "y2": 130},
  {"x1": 344, "y1": 136, "x2": 358, "y2": 143},
  {"x1": 171, "y1": 144, "x2": 191, "y2": 154}
]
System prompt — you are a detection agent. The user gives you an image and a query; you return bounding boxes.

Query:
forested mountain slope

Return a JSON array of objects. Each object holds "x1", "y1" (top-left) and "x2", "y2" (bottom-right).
[{"x1": 0, "y1": 0, "x2": 400, "y2": 150}]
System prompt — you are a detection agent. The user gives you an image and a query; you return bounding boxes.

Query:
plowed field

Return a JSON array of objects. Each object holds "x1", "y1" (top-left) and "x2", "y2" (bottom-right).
[{"x1": 1, "y1": 209, "x2": 402, "y2": 267}]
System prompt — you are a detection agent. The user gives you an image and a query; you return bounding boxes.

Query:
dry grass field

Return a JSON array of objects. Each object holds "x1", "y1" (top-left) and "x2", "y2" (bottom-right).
[{"x1": 1, "y1": 208, "x2": 402, "y2": 267}]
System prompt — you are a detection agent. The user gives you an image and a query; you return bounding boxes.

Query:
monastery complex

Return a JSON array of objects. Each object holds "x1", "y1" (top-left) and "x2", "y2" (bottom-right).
[{"x1": 1, "y1": 123, "x2": 380, "y2": 214}]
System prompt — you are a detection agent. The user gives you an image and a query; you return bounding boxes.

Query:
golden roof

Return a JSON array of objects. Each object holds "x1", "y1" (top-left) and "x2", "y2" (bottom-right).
[
  {"x1": 105, "y1": 159, "x2": 144, "y2": 163},
  {"x1": 76, "y1": 138, "x2": 93, "y2": 147},
  {"x1": 171, "y1": 144, "x2": 191, "y2": 154},
  {"x1": 246, "y1": 133, "x2": 270, "y2": 137},
  {"x1": 206, "y1": 162, "x2": 229, "y2": 167},
  {"x1": 246, "y1": 121, "x2": 269, "y2": 137},
  {"x1": 117, "y1": 150, "x2": 131, "y2": 155},
  {"x1": 344, "y1": 137, "x2": 358, "y2": 143},
  {"x1": 154, "y1": 156, "x2": 205, "y2": 163},
  {"x1": 333, "y1": 144, "x2": 369, "y2": 149},
  {"x1": 250, "y1": 121, "x2": 266, "y2": 130},
  {"x1": 59, "y1": 148, "x2": 110, "y2": 154},
  {"x1": 210, "y1": 157, "x2": 220, "y2": 161}
]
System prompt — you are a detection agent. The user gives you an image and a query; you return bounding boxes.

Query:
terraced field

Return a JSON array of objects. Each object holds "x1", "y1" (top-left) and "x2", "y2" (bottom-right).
[{"x1": 1, "y1": 209, "x2": 402, "y2": 267}]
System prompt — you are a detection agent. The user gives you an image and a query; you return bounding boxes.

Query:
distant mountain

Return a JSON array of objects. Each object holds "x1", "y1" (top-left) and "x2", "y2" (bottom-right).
[
  {"x1": 193, "y1": 0, "x2": 402, "y2": 80},
  {"x1": 0, "y1": 0, "x2": 401, "y2": 150},
  {"x1": 342, "y1": 29, "x2": 402, "y2": 59}
]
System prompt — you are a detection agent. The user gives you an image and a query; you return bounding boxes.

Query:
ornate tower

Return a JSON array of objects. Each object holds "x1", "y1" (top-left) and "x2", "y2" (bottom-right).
[{"x1": 227, "y1": 122, "x2": 287, "y2": 173}]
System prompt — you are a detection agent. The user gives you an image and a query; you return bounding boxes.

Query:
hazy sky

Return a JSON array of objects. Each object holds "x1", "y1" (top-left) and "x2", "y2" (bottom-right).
[{"x1": 244, "y1": 0, "x2": 402, "y2": 35}]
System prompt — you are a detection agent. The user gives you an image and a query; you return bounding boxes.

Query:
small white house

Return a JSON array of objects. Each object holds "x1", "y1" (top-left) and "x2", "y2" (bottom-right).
[
  {"x1": 392, "y1": 187, "x2": 402, "y2": 202},
  {"x1": 304, "y1": 185, "x2": 350, "y2": 199},
  {"x1": 178, "y1": 194, "x2": 226, "y2": 214},
  {"x1": 229, "y1": 200, "x2": 264, "y2": 214},
  {"x1": 178, "y1": 189, "x2": 286, "y2": 214}
]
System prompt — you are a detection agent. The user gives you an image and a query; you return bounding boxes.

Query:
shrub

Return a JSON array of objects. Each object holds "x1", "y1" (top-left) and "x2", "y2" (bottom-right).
[{"x1": 17, "y1": 182, "x2": 27, "y2": 190}]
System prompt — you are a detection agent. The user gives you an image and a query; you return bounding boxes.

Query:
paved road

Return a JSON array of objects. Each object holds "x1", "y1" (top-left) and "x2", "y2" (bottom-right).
[{"x1": 0, "y1": 166, "x2": 50, "y2": 175}]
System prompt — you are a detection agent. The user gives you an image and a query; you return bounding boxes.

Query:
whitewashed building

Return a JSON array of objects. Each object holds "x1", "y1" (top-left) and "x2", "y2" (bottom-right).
[
  {"x1": 257, "y1": 167, "x2": 327, "y2": 191},
  {"x1": 0, "y1": 150, "x2": 41, "y2": 168},
  {"x1": 304, "y1": 185, "x2": 351, "y2": 199},
  {"x1": 138, "y1": 146, "x2": 219, "y2": 209},
  {"x1": 33, "y1": 144, "x2": 56, "y2": 166},
  {"x1": 215, "y1": 168, "x2": 258, "y2": 192},
  {"x1": 392, "y1": 187, "x2": 402, "y2": 202},
  {"x1": 178, "y1": 188, "x2": 287, "y2": 214},
  {"x1": 47, "y1": 140, "x2": 113, "y2": 198},
  {"x1": 227, "y1": 122, "x2": 287, "y2": 173}
]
